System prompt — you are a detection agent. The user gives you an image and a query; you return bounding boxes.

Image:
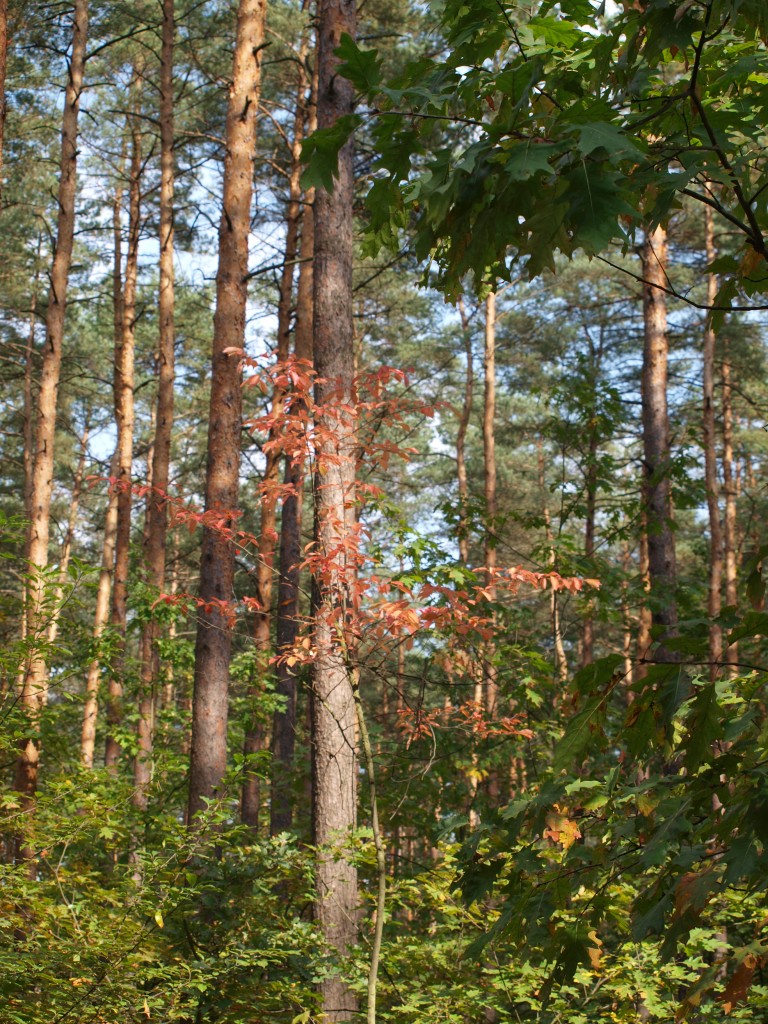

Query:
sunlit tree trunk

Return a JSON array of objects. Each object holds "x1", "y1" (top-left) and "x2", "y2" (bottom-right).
[
  {"x1": 13, "y1": 0, "x2": 89, "y2": 863},
  {"x1": 703, "y1": 205, "x2": 723, "y2": 679},
  {"x1": 456, "y1": 296, "x2": 473, "y2": 565},
  {"x1": 722, "y1": 339, "x2": 738, "y2": 675},
  {"x1": 311, "y1": 0, "x2": 358, "y2": 1015},
  {"x1": 46, "y1": 424, "x2": 89, "y2": 648},
  {"x1": 641, "y1": 224, "x2": 678, "y2": 653},
  {"x1": 81, "y1": 455, "x2": 120, "y2": 768},
  {"x1": 187, "y1": 0, "x2": 267, "y2": 823},
  {"x1": 134, "y1": 0, "x2": 176, "y2": 810},
  {"x1": 105, "y1": 86, "x2": 142, "y2": 770}
]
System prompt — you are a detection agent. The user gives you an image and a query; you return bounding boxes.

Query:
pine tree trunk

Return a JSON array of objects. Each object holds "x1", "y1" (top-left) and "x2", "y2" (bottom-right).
[
  {"x1": 0, "y1": 0, "x2": 9, "y2": 201},
  {"x1": 270, "y1": 99, "x2": 316, "y2": 836},
  {"x1": 483, "y1": 292, "x2": 497, "y2": 715},
  {"x1": 46, "y1": 424, "x2": 89, "y2": 648},
  {"x1": 456, "y1": 296, "x2": 473, "y2": 565},
  {"x1": 538, "y1": 441, "x2": 568, "y2": 683},
  {"x1": 641, "y1": 224, "x2": 678, "y2": 652},
  {"x1": 134, "y1": 1, "x2": 176, "y2": 810},
  {"x1": 722, "y1": 340, "x2": 738, "y2": 675},
  {"x1": 81, "y1": 455, "x2": 120, "y2": 768},
  {"x1": 105, "y1": 89, "x2": 142, "y2": 770},
  {"x1": 703, "y1": 205, "x2": 723, "y2": 679},
  {"x1": 581, "y1": 443, "x2": 597, "y2": 667},
  {"x1": 242, "y1": 37, "x2": 309, "y2": 828},
  {"x1": 13, "y1": 0, "x2": 88, "y2": 859},
  {"x1": 187, "y1": 0, "x2": 266, "y2": 823},
  {"x1": 311, "y1": 0, "x2": 358, "y2": 1016}
]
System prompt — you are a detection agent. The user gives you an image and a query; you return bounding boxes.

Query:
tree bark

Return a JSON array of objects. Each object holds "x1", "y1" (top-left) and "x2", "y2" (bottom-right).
[
  {"x1": 242, "y1": 35, "x2": 310, "y2": 828},
  {"x1": 105, "y1": 84, "x2": 142, "y2": 770},
  {"x1": 13, "y1": 0, "x2": 88, "y2": 858},
  {"x1": 311, "y1": 0, "x2": 358, "y2": 1016},
  {"x1": 641, "y1": 224, "x2": 678, "y2": 651},
  {"x1": 722, "y1": 339, "x2": 738, "y2": 675},
  {"x1": 0, "y1": 0, "x2": 9, "y2": 202},
  {"x1": 133, "y1": 0, "x2": 176, "y2": 811},
  {"x1": 702, "y1": 205, "x2": 723, "y2": 679},
  {"x1": 483, "y1": 291, "x2": 497, "y2": 715},
  {"x1": 456, "y1": 296, "x2": 473, "y2": 565},
  {"x1": 538, "y1": 441, "x2": 568, "y2": 683},
  {"x1": 270, "y1": 128, "x2": 316, "y2": 836},
  {"x1": 187, "y1": 0, "x2": 266, "y2": 824},
  {"x1": 81, "y1": 455, "x2": 120, "y2": 768},
  {"x1": 46, "y1": 423, "x2": 89, "y2": 649}
]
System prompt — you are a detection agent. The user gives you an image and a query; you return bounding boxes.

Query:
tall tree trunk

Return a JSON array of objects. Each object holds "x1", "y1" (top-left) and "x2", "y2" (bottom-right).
[
  {"x1": 0, "y1": 0, "x2": 9, "y2": 201},
  {"x1": 456, "y1": 296, "x2": 473, "y2": 565},
  {"x1": 187, "y1": 0, "x2": 266, "y2": 824},
  {"x1": 703, "y1": 205, "x2": 723, "y2": 679},
  {"x1": 46, "y1": 423, "x2": 89, "y2": 648},
  {"x1": 105, "y1": 87, "x2": 142, "y2": 770},
  {"x1": 270, "y1": 99, "x2": 316, "y2": 837},
  {"x1": 483, "y1": 292, "x2": 497, "y2": 714},
  {"x1": 133, "y1": 0, "x2": 176, "y2": 811},
  {"x1": 581, "y1": 442, "x2": 597, "y2": 667},
  {"x1": 242, "y1": 35, "x2": 309, "y2": 829},
  {"x1": 311, "y1": 0, "x2": 358, "y2": 1016},
  {"x1": 538, "y1": 441, "x2": 568, "y2": 683},
  {"x1": 641, "y1": 224, "x2": 678, "y2": 651},
  {"x1": 722, "y1": 339, "x2": 738, "y2": 675},
  {"x1": 13, "y1": 0, "x2": 88, "y2": 861},
  {"x1": 81, "y1": 455, "x2": 120, "y2": 768}
]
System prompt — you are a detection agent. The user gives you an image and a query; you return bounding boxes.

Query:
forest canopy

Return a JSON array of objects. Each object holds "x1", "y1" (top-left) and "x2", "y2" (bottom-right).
[{"x1": 1, "y1": 0, "x2": 768, "y2": 1022}]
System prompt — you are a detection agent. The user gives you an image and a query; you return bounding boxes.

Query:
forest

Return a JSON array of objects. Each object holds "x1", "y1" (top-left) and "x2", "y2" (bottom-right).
[{"x1": 1, "y1": 0, "x2": 768, "y2": 1020}]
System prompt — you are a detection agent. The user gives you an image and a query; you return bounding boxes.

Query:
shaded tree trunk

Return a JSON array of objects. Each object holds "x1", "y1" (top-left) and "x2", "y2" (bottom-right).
[
  {"x1": 703, "y1": 205, "x2": 723, "y2": 679},
  {"x1": 641, "y1": 224, "x2": 678, "y2": 651},
  {"x1": 311, "y1": 0, "x2": 358, "y2": 1016},
  {"x1": 105, "y1": 88, "x2": 142, "y2": 770},
  {"x1": 270, "y1": 130, "x2": 316, "y2": 836},
  {"x1": 242, "y1": 33, "x2": 310, "y2": 828},
  {"x1": 13, "y1": 0, "x2": 88, "y2": 863},
  {"x1": 483, "y1": 291, "x2": 497, "y2": 715},
  {"x1": 538, "y1": 441, "x2": 568, "y2": 683},
  {"x1": 0, "y1": 0, "x2": 9, "y2": 201},
  {"x1": 133, "y1": 0, "x2": 176, "y2": 812},
  {"x1": 187, "y1": 0, "x2": 267, "y2": 823}
]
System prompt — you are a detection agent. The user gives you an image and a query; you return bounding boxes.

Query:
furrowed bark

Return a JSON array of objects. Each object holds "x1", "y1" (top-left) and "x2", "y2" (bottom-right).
[
  {"x1": 134, "y1": 0, "x2": 176, "y2": 811},
  {"x1": 187, "y1": 0, "x2": 266, "y2": 824},
  {"x1": 703, "y1": 205, "x2": 723, "y2": 679},
  {"x1": 13, "y1": 0, "x2": 88, "y2": 861},
  {"x1": 311, "y1": 0, "x2": 358, "y2": 1015},
  {"x1": 105, "y1": 85, "x2": 142, "y2": 770},
  {"x1": 641, "y1": 224, "x2": 678, "y2": 653}
]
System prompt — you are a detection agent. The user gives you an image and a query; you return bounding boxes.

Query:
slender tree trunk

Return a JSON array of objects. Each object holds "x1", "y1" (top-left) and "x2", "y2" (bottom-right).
[
  {"x1": 13, "y1": 0, "x2": 88, "y2": 860},
  {"x1": 242, "y1": 37, "x2": 309, "y2": 828},
  {"x1": 105, "y1": 88, "x2": 142, "y2": 769},
  {"x1": 634, "y1": 512, "x2": 653, "y2": 682},
  {"x1": 581, "y1": 442, "x2": 597, "y2": 667},
  {"x1": 0, "y1": 0, "x2": 9, "y2": 202},
  {"x1": 81, "y1": 455, "x2": 120, "y2": 768},
  {"x1": 641, "y1": 224, "x2": 678, "y2": 650},
  {"x1": 187, "y1": 0, "x2": 267, "y2": 823},
  {"x1": 538, "y1": 442, "x2": 568, "y2": 683},
  {"x1": 456, "y1": 296, "x2": 473, "y2": 565},
  {"x1": 133, "y1": 0, "x2": 176, "y2": 811},
  {"x1": 703, "y1": 205, "x2": 723, "y2": 679},
  {"x1": 483, "y1": 292, "x2": 497, "y2": 714},
  {"x1": 722, "y1": 339, "x2": 738, "y2": 675},
  {"x1": 46, "y1": 424, "x2": 89, "y2": 648},
  {"x1": 270, "y1": 152, "x2": 316, "y2": 836},
  {"x1": 311, "y1": 0, "x2": 358, "y2": 1016}
]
